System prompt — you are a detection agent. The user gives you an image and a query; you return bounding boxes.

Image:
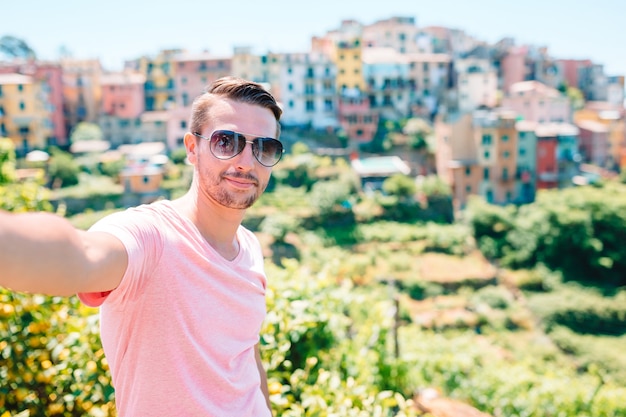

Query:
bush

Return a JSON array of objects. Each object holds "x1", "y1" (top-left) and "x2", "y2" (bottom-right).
[
  {"x1": 469, "y1": 285, "x2": 513, "y2": 310},
  {"x1": 527, "y1": 286, "x2": 626, "y2": 335},
  {"x1": 47, "y1": 148, "x2": 80, "y2": 188},
  {"x1": 0, "y1": 292, "x2": 115, "y2": 416}
]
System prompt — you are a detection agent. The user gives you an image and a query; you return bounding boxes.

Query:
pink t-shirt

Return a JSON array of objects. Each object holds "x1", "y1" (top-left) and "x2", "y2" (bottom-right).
[{"x1": 78, "y1": 200, "x2": 271, "y2": 417}]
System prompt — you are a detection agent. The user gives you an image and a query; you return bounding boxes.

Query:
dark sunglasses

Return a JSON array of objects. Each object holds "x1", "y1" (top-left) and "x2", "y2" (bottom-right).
[{"x1": 192, "y1": 130, "x2": 284, "y2": 167}]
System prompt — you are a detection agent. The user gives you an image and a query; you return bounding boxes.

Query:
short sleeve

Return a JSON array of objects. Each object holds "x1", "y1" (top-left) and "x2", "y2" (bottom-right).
[{"x1": 77, "y1": 207, "x2": 163, "y2": 307}]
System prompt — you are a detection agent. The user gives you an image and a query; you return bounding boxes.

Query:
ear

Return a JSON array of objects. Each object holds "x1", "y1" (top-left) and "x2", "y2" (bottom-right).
[{"x1": 183, "y1": 132, "x2": 198, "y2": 165}]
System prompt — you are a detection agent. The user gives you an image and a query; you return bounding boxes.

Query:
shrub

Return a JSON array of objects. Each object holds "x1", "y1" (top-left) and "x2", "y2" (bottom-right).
[
  {"x1": 47, "y1": 148, "x2": 80, "y2": 188},
  {"x1": 0, "y1": 292, "x2": 115, "y2": 416}
]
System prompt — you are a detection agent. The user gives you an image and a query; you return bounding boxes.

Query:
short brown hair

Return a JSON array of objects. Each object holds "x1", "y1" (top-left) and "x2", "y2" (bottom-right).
[{"x1": 190, "y1": 76, "x2": 282, "y2": 138}]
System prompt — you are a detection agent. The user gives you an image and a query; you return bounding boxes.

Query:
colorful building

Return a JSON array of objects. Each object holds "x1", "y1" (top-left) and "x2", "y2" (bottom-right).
[
  {"x1": 174, "y1": 51, "x2": 232, "y2": 108},
  {"x1": 129, "y1": 50, "x2": 179, "y2": 112},
  {"x1": 436, "y1": 109, "x2": 538, "y2": 207},
  {"x1": 60, "y1": 58, "x2": 103, "y2": 135},
  {"x1": 501, "y1": 81, "x2": 571, "y2": 123},
  {"x1": 0, "y1": 73, "x2": 52, "y2": 154},
  {"x1": 0, "y1": 61, "x2": 66, "y2": 147},
  {"x1": 574, "y1": 102, "x2": 626, "y2": 170}
]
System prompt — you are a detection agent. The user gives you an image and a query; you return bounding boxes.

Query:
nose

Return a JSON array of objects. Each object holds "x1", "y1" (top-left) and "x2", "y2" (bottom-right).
[{"x1": 234, "y1": 140, "x2": 257, "y2": 170}]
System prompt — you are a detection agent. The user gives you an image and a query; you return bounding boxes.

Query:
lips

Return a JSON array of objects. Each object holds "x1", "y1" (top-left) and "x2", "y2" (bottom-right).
[{"x1": 222, "y1": 174, "x2": 258, "y2": 189}]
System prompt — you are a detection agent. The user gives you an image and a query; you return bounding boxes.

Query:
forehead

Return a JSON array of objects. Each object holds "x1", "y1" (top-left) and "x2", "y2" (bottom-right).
[{"x1": 207, "y1": 99, "x2": 277, "y2": 138}]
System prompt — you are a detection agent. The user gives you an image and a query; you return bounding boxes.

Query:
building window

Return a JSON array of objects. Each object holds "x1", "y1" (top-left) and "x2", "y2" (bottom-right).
[
  {"x1": 180, "y1": 120, "x2": 187, "y2": 129},
  {"x1": 503, "y1": 168, "x2": 509, "y2": 180},
  {"x1": 484, "y1": 167, "x2": 489, "y2": 180},
  {"x1": 465, "y1": 167, "x2": 471, "y2": 176},
  {"x1": 502, "y1": 134, "x2": 509, "y2": 141},
  {"x1": 503, "y1": 151, "x2": 510, "y2": 158},
  {"x1": 18, "y1": 84, "x2": 24, "y2": 92},
  {"x1": 520, "y1": 148, "x2": 526, "y2": 156},
  {"x1": 288, "y1": 100, "x2": 294, "y2": 108},
  {"x1": 19, "y1": 101, "x2": 25, "y2": 110},
  {"x1": 466, "y1": 185, "x2": 471, "y2": 193},
  {"x1": 482, "y1": 134, "x2": 492, "y2": 145},
  {"x1": 305, "y1": 100, "x2": 314, "y2": 111}
]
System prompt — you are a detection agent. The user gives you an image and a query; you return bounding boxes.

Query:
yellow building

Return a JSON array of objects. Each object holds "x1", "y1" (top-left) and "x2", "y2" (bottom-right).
[
  {"x1": 0, "y1": 73, "x2": 52, "y2": 153},
  {"x1": 134, "y1": 49, "x2": 179, "y2": 111},
  {"x1": 334, "y1": 38, "x2": 366, "y2": 93}
]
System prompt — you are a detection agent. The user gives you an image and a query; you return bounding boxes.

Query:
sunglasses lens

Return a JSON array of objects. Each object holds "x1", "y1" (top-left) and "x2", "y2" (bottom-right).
[
  {"x1": 210, "y1": 131, "x2": 242, "y2": 158},
  {"x1": 207, "y1": 130, "x2": 283, "y2": 166},
  {"x1": 254, "y1": 138, "x2": 283, "y2": 166}
]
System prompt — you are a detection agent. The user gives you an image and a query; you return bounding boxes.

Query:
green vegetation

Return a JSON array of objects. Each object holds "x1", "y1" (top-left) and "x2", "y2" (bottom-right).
[{"x1": 2, "y1": 139, "x2": 626, "y2": 416}]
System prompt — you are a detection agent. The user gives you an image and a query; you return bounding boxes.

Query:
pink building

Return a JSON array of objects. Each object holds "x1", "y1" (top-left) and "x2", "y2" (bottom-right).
[
  {"x1": 101, "y1": 72, "x2": 146, "y2": 118},
  {"x1": 577, "y1": 120, "x2": 610, "y2": 166},
  {"x1": 500, "y1": 46, "x2": 528, "y2": 93},
  {"x1": 501, "y1": 81, "x2": 571, "y2": 124},
  {"x1": 557, "y1": 59, "x2": 592, "y2": 89},
  {"x1": 173, "y1": 52, "x2": 232, "y2": 108},
  {"x1": 337, "y1": 94, "x2": 378, "y2": 145}
]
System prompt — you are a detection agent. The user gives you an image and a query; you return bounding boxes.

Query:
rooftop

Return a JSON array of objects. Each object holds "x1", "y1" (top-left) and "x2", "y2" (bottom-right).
[{"x1": 351, "y1": 156, "x2": 411, "y2": 177}]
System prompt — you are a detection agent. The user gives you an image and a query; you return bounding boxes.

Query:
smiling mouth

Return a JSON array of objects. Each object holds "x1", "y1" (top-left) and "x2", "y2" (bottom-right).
[{"x1": 222, "y1": 174, "x2": 258, "y2": 187}]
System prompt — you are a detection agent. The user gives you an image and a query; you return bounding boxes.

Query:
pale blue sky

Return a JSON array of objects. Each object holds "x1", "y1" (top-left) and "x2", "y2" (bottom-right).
[{"x1": 2, "y1": 0, "x2": 625, "y2": 76}]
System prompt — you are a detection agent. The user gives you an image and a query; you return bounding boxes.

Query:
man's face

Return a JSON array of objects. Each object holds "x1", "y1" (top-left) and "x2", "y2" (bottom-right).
[{"x1": 187, "y1": 99, "x2": 278, "y2": 210}]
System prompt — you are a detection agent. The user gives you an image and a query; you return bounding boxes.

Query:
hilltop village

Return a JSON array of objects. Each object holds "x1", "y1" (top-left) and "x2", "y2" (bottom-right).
[{"x1": 0, "y1": 16, "x2": 624, "y2": 207}]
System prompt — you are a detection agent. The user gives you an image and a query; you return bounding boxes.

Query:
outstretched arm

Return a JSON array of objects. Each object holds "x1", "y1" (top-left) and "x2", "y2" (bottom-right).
[{"x1": 0, "y1": 210, "x2": 127, "y2": 296}]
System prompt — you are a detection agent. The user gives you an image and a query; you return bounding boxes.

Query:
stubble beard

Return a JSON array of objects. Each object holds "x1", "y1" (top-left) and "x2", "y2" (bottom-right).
[{"x1": 204, "y1": 172, "x2": 267, "y2": 210}]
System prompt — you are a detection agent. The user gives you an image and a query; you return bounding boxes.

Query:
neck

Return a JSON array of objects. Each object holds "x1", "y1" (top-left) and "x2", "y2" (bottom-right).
[{"x1": 172, "y1": 190, "x2": 245, "y2": 260}]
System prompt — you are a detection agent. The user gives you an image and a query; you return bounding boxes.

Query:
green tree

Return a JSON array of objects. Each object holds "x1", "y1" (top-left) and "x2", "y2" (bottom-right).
[
  {"x1": 0, "y1": 35, "x2": 36, "y2": 59},
  {"x1": 309, "y1": 179, "x2": 352, "y2": 216},
  {"x1": 47, "y1": 148, "x2": 80, "y2": 188},
  {"x1": 403, "y1": 117, "x2": 432, "y2": 151},
  {"x1": 0, "y1": 137, "x2": 17, "y2": 184},
  {"x1": 566, "y1": 86, "x2": 585, "y2": 111},
  {"x1": 70, "y1": 122, "x2": 103, "y2": 142},
  {"x1": 382, "y1": 174, "x2": 416, "y2": 198},
  {"x1": 465, "y1": 196, "x2": 515, "y2": 261},
  {"x1": 0, "y1": 139, "x2": 51, "y2": 212}
]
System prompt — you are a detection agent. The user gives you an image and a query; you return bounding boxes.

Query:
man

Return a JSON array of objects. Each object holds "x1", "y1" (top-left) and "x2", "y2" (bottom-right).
[{"x1": 0, "y1": 76, "x2": 284, "y2": 416}]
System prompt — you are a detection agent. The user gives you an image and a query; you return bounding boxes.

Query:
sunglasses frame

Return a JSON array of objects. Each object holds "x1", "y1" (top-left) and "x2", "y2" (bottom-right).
[{"x1": 192, "y1": 130, "x2": 284, "y2": 167}]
